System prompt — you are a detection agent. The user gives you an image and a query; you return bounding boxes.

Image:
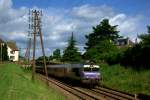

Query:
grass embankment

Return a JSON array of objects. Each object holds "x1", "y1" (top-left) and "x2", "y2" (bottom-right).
[
  {"x1": 100, "y1": 64, "x2": 150, "y2": 95},
  {"x1": 0, "y1": 63, "x2": 65, "y2": 100}
]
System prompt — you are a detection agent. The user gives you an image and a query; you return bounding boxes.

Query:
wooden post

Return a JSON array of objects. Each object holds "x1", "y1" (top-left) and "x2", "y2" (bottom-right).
[
  {"x1": 40, "y1": 32, "x2": 48, "y2": 84},
  {"x1": 32, "y1": 10, "x2": 37, "y2": 81},
  {"x1": 32, "y1": 31, "x2": 36, "y2": 81},
  {"x1": 30, "y1": 10, "x2": 48, "y2": 83},
  {"x1": 1, "y1": 43, "x2": 2, "y2": 63}
]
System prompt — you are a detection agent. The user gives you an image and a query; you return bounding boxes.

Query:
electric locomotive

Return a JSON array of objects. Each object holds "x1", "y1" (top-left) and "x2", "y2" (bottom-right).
[{"x1": 36, "y1": 63, "x2": 101, "y2": 85}]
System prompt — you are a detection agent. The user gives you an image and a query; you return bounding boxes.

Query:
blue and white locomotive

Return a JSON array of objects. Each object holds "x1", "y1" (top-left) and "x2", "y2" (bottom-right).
[
  {"x1": 36, "y1": 63, "x2": 101, "y2": 85},
  {"x1": 82, "y1": 64, "x2": 100, "y2": 84}
]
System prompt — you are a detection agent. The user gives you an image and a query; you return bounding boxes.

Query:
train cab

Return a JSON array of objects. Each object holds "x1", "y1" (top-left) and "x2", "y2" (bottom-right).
[{"x1": 81, "y1": 64, "x2": 101, "y2": 84}]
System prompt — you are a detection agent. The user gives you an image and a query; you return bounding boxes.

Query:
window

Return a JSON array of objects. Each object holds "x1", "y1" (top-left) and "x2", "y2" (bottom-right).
[
  {"x1": 84, "y1": 67, "x2": 99, "y2": 72},
  {"x1": 10, "y1": 56, "x2": 14, "y2": 60},
  {"x1": 84, "y1": 67, "x2": 91, "y2": 71},
  {"x1": 10, "y1": 51, "x2": 15, "y2": 54},
  {"x1": 92, "y1": 68, "x2": 99, "y2": 71}
]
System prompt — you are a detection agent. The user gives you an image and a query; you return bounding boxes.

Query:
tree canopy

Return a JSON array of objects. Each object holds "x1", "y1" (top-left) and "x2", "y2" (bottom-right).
[
  {"x1": 36, "y1": 56, "x2": 49, "y2": 62},
  {"x1": 62, "y1": 32, "x2": 82, "y2": 62},
  {"x1": 1, "y1": 43, "x2": 9, "y2": 61},
  {"x1": 138, "y1": 26, "x2": 150, "y2": 47},
  {"x1": 85, "y1": 19, "x2": 119, "y2": 50},
  {"x1": 84, "y1": 19, "x2": 119, "y2": 62},
  {"x1": 52, "y1": 49, "x2": 61, "y2": 61},
  {"x1": 121, "y1": 26, "x2": 150, "y2": 69}
]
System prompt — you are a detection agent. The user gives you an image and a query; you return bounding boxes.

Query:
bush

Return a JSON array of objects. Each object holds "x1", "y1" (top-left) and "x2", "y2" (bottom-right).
[{"x1": 121, "y1": 43, "x2": 150, "y2": 69}]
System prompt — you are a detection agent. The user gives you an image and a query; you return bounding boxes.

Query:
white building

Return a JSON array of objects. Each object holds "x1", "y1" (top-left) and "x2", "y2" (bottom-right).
[{"x1": 7, "y1": 41, "x2": 19, "y2": 61}]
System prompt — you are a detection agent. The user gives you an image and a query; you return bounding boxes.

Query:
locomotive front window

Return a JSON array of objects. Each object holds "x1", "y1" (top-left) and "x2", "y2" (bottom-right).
[
  {"x1": 92, "y1": 68, "x2": 99, "y2": 71},
  {"x1": 84, "y1": 67, "x2": 91, "y2": 71},
  {"x1": 84, "y1": 67, "x2": 99, "y2": 72}
]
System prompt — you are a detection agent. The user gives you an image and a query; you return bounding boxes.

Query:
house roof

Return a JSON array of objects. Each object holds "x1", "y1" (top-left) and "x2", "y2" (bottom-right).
[
  {"x1": 114, "y1": 37, "x2": 134, "y2": 46},
  {"x1": 7, "y1": 41, "x2": 19, "y2": 51}
]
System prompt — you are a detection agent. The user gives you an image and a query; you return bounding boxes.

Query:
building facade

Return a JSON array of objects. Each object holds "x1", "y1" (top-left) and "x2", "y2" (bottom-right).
[
  {"x1": 114, "y1": 37, "x2": 134, "y2": 48},
  {"x1": 7, "y1": 41, "x2": 19, "y2": 62},
  {"x1": 7, "y1": 47, "x2": 19, "y2": 61}
]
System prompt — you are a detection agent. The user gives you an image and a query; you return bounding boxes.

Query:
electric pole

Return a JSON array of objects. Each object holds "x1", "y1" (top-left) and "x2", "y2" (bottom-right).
[{"x1": 29, "y1": 9, "x2": 48, "y2": 81}]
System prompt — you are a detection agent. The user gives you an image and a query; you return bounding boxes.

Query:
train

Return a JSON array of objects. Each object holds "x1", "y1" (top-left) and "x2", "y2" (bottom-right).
[{"x1": 36, "y1": 63, "x2": 101, "y2": 86}]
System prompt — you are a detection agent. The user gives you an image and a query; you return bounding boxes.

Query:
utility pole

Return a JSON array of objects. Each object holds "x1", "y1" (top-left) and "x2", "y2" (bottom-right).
[
  {"x1": 29, "y1": 9, "x2": 48, "y2": 82},
  {"x1": 1, "y1": 43, "x2": 4, "y2": 63},
  {"x1": 1, "y1": 43, "x2": 2, "y2": 63},
  {"x1": 25, "y1": 38, "x2": 31, "y2": 63},
  {"x1": 25, "y1": 10, "x2": 32, "y2": 65}
]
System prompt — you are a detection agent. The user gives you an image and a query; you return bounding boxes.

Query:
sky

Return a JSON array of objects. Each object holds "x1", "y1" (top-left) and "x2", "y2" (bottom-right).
[{"x1": 0, "y1": 0, "x2": 149, "y2": 57}]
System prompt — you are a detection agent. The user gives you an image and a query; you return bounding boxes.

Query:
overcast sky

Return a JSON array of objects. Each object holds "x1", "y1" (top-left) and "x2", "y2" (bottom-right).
[{"x1": 0, "y1": 0, "x2": 149, "y2": 57}]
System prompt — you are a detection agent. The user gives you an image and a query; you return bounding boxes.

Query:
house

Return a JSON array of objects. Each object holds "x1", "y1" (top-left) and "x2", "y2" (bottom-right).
[
  {"x1": 114, "y1": 37, "x2": 134, "y2": 48},
  {"x1": 7, "y1": 41, "x2": 19, "y2": 61}
]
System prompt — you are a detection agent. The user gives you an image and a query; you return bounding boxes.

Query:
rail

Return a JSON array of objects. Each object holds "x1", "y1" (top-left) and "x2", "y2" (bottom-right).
[{"x1": 39, "y1": 74, "x2": 139, "y2": 100}]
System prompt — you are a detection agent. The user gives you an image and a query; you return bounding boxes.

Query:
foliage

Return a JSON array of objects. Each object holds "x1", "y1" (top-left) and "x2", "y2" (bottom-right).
[
  {"x1": 147, "y1": 25, "x2": 150, "y2": 33},
  {"x1": 36, "y1": 56, "x2": 49, "y2": 62},
  {"x1": 2, "y1": 43, "x2": 9, "y2": 61},
  {"x1": 121, "y1": 26, "x2": 150, "y2": 69},
  {"x1": 84, "y1": 40, "x2": 118, "y2": 62},
  {"x1": 139, "y1": 26, "x2": 150, "y2": 47},
  {"x1": 100, "y1": 64, "x2": 150, "y2": 95},
  {"x1": 121, "y1": 43, "x2": 150, "y2": 69},
  {"x1": 84, "y1": 19, "x2": 120, "y2": 62},
  {"x1": 49, "y1": 55, "x2": 53, "y2": 61},
  {"x1": 62, "y1": 33, "x2": 82, "y2": 62},
  {"x1": 85, "y1": 19, "x2": 119, "y2": 50},
  {"x1": 52, "y1": 49, "x2": 61, "y2": 61},
  {"x1": 106, "y1": 46, "x2": 128, "y2": 65}
]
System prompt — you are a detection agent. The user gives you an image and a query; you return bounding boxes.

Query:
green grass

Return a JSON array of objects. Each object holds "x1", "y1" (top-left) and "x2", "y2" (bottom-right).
[
  {"x1": 100, "y1": 63, "x2": 150, "y2": 95},
  {"x1": 0, "y1": 63, "x2": 65, "y2": 100}
]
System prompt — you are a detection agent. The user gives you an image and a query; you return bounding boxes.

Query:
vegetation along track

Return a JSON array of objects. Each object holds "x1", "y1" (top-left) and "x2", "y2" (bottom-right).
[{"x1": 39, "y1": 74, "x2": 139, "y2": 100}]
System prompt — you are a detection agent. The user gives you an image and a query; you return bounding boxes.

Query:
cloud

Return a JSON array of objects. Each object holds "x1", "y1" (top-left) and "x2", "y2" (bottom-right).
[
  {"x1": 0, "y1": 0, "x2": 146, "y2": 57},
  {"x1": 110, "y1": 14, "x2": 144, "y2": 38},
  {"x1": 72, "y1": 4, "x2": 114, "y2": 20}
]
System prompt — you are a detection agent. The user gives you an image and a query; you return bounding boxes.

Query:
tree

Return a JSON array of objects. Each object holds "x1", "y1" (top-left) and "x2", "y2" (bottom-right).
[
  {"x1": 138, "y1": 26, "x2": 150, "y2": 47},
  {"x1": 85, "y1": 40, "x2": 120, "y2": 63},
  {"x1": 2, "y1": 43, "x2": 9, "y2": 61},
  {"x1": 62, "y1": 32, "x2": 82, "y2": 62},
  {"x1": 49, "y1": 55, "x2": 53, "y2": 61},
  {"x1": 84, "y1": 19, "x2": 119, "y2": 62},
  {"x1": 36, "y1": 56, "x2": 48, "y2": 62},
  {"x1": 148, "y1": 25, "x2": 150, "y2": 33},
  {"x1": 52, "y1": 49, "x2": 61, "y2": 61},
  {"x1": 85, "y1": 19, "x2": 119, "y2": 50},
  {"x1": 121, "y1": 25, "x2": 150, "y2": 69}
]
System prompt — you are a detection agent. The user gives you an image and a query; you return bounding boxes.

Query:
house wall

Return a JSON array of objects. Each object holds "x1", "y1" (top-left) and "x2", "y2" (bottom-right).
[
  {"x1": 7, "y1": 46, "x2": 19, "y2": 61},
  {"x1": 14, "y1": 51, "x2": 19, "y2": 61}
]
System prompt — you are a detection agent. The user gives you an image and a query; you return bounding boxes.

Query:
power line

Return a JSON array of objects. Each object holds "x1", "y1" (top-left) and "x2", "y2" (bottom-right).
[{"x1": 28, "y1": 9, "x2": 48, "y2": 82}]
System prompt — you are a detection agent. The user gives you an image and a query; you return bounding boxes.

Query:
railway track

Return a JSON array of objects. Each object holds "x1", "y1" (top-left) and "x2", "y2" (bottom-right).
[
  {"x1": 39, "y1": 74, "x2": 105, "y2": 100},
  {"x1": 39, "y1": 74, "x2": 139, "y2": 100},
  {"x1": 81, "y1": 87, "x2": 138, "y2": 100},
  {"x1": 93, "y1": 86, "x2": 137, "y2": 100}
]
